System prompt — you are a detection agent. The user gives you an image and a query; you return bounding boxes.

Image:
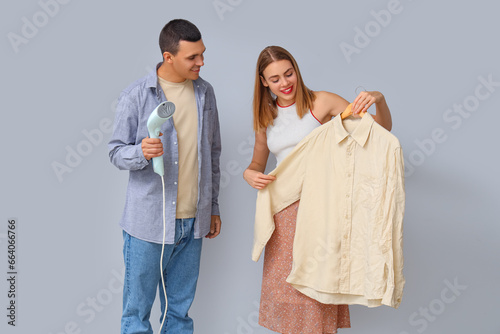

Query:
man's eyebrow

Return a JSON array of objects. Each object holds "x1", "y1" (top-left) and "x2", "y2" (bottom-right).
[{"x1": 187, "y1": 47, "x2": 206, "y2": 58}]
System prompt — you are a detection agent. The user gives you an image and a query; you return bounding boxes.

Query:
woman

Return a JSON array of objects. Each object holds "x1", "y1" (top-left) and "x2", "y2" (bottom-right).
[{"x1": 243, "y1": 46, "x2": 393, "y2": 334}]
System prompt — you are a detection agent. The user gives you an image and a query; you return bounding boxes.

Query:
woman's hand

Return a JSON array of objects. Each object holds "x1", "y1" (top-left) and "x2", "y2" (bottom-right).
[
  {"x1": 352, "y1": 91, "x2": 385, "y2": 115},
  {"x1": 243, "y1": 169, "x2": 276, "y2": 190}
]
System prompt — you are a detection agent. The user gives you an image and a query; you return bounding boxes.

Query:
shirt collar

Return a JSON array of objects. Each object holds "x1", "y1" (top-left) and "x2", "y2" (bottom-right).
[
  {"x1": 145, "y1": 62, "x2": 162, "y2": 89},
  {"x1": 333, "y1": 104, "x2": 375, "y2": 147}
]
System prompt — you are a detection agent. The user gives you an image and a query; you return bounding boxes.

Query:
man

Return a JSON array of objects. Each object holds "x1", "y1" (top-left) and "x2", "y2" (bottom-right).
[{"x1": 108, "y1": 19, "x2": 222, "y2": 334}]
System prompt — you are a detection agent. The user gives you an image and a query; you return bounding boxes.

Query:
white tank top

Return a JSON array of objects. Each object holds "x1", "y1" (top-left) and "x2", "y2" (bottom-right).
[{"x1": 267, "y1": 103, "x2": 321, "y2": 166}]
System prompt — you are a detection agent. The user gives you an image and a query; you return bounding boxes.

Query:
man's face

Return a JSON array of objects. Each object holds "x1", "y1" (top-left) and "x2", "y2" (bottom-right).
[{"x1": 166, "y1": 39, "x2": 206, "y2": 82}]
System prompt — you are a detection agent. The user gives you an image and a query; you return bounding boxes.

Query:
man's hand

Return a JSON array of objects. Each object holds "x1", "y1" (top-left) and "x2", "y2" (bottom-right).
[
  {"x1": 141, "y1": 135, "x2": 163, "y2": 160},
  {"x1": 205, "y1": 215, "x2": 221, "y2": 239}
]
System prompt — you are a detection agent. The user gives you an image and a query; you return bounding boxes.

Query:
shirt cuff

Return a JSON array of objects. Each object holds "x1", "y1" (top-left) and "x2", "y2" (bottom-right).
[
  {"x1": 211, "y1": 203, "x2": 220, "y2": 216},
  {"x1": 135, "y1": 144, "x2": 150, "y2": 169},
  {"x1": 382, "y1": 283, "x2": 405, "y2": 309}
]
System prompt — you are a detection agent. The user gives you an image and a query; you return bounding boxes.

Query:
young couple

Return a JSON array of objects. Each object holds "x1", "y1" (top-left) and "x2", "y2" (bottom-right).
[{"x1": 109, "y1": 19, "x2": 392, "y2": 334}]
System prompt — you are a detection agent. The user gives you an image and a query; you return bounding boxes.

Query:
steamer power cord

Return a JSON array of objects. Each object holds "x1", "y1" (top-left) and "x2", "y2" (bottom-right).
[{"x1": 146, "y1": 101, "x2": 176, "y2": 334}]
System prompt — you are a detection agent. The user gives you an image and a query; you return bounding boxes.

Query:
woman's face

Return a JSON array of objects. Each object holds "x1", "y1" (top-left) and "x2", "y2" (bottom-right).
[{"x1": 261, "y1": 60, "x2": 298, "y2": 106}]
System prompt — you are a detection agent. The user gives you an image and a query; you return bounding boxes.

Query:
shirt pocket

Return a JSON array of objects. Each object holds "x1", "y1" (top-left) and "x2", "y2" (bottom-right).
[
  {"x1": 357, "y1": 175, "x2": 382, "y2": 212},
  {"x1": 356, "y1": 175, "x2": 387, "y2": 248}
]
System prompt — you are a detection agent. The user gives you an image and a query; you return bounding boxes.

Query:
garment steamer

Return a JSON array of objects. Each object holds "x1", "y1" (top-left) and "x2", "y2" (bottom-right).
[
  {"x1": 147, "y1": 101, "x2": 176, "y2": 333},
  {"x1": 147, "y1": 101, "x2": 176, "y2": 176}
]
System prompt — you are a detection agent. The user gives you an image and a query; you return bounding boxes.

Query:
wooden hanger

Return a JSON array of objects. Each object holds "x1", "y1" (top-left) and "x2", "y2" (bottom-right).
[{"x1": 341, "y1": 103, "x2": 366, "y2": 120}]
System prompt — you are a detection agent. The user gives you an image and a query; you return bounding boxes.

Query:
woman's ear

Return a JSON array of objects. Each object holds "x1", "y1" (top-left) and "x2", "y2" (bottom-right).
[{"x1": 260, "y1": 75, "x2": 269, "y2": 87}]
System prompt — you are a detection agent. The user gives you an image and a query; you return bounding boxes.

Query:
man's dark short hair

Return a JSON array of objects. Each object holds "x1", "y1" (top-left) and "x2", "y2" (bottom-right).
[{"x1": 159, "y1": 19, "x2": 202, "y2": 55}]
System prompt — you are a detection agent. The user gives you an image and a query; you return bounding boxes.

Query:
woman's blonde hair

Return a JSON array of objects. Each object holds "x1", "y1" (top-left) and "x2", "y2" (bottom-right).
[{"x1": 253, "y1": 46, "x2": 315, "y2": 131}]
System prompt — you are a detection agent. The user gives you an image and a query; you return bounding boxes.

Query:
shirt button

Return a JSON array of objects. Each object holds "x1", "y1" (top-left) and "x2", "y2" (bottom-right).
[
  {"x1": 344, "y1": 235, "x2": 348, "y2": 239},
  {"x1": 345, "y1": 215, "x2": 349, "y2": 219},
  {"x1": 343, "y1": 255, "x2": 347, "y2": 259},
  {"x1": 346, "y1": 194, "x2": 350, "y2": 198},
  {"x1": 347, "y1": 173, "x2": 352, "y2": 177},
  {"x1": 174, "y1": 161, "x2": 178, "y2": 164},
  {"x1": 174, "y1": 182, "x2": 177, "y2": 185},
  {"x1": 172, "y1": 201, "x2": 176, "y2": 205},
  {"x1": 174, "y1": 142, "x2": 177, "y2": 145}
]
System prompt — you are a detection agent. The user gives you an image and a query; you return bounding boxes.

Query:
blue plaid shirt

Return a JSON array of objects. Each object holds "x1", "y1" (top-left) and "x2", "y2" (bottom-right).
[{"x1": 109, "y1": 64, "x2": 221, "y2": 244}]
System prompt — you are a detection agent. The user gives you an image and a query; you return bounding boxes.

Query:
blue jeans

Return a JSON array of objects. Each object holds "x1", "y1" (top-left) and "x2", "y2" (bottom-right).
[{"x1": 121, "y1": 218, "x2": 202, "y2": 334}]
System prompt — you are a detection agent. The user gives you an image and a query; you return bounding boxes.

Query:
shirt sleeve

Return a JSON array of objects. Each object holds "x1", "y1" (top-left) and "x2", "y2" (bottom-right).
[
  {"x1": 108, "y1": 91, "x2": 150, "y2": 171},
  {"x1": 381, "y1": 146, "x2": 406, "y2": 308},
  {"x1": 208, "y1": 85, "x2": 222, "y2": 216},
  {"x1": 252, "y1": 139, "x2": 308, "y2": 261}
]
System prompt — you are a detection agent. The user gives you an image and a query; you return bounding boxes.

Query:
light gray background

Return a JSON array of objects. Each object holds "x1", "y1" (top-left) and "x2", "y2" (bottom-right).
[{"x1": 1, "y1": 0, "x2": 499, "y2": 333}]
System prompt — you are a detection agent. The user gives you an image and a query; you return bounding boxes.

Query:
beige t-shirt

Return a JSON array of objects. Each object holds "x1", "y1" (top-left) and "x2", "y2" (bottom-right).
[{"x1": 158, "y1": 77, "x2": 198, "y2": 218}]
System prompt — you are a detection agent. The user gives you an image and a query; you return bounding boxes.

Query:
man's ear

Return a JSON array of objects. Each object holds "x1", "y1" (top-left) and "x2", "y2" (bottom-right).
[{"x1": 163, "y1": 51, "x2": 174, "y2": 64}]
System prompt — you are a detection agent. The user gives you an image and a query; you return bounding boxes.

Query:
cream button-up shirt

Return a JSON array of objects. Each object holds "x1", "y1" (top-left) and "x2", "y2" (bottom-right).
[{"x1": 252, "y1": 110, "x2": 405, "y2": 308}]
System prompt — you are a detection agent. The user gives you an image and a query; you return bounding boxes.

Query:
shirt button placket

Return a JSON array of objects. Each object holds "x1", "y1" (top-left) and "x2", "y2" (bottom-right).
[{"x1": 342, "y1": 140, "x2": 355, "y2": 292}]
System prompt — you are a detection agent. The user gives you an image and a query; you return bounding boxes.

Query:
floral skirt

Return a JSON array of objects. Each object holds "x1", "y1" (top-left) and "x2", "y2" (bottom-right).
[{"x1": 259, "y1": 201, "x2": 351, "y2": 334}]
